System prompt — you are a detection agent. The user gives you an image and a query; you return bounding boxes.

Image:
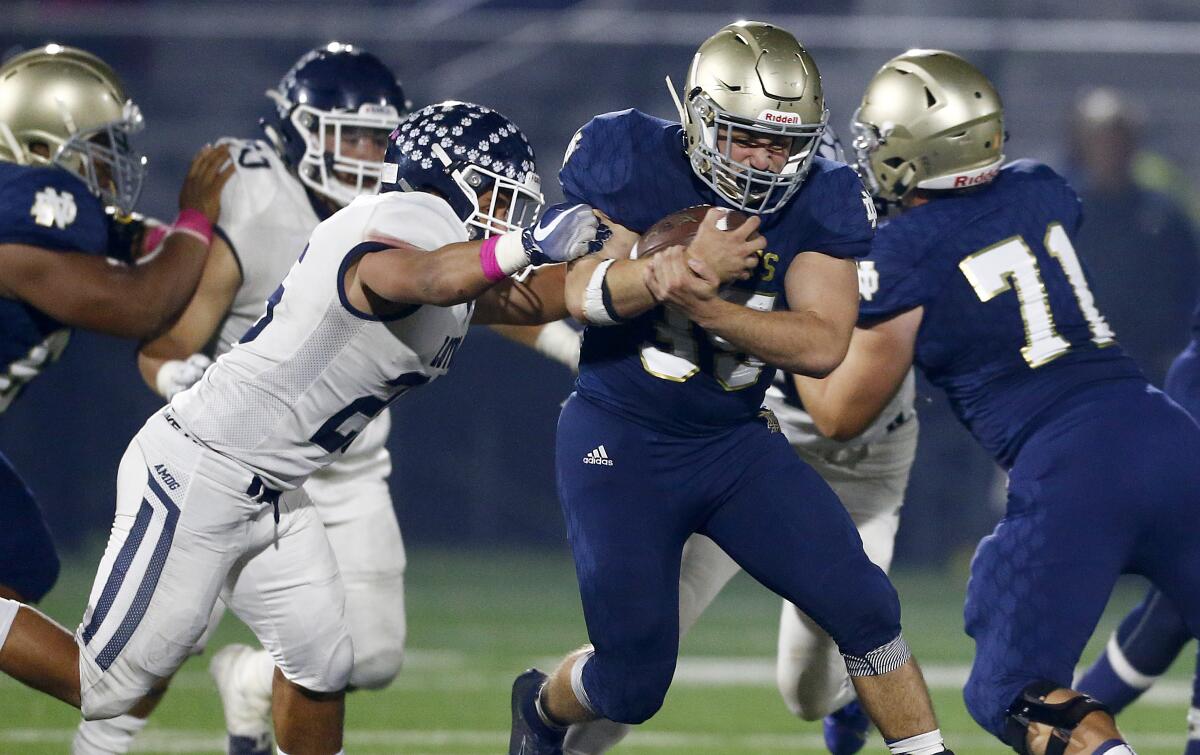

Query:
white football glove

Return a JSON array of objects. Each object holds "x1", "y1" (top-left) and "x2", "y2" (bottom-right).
[
  {"x1": 520, "y1": 203, "x2": 612, "y2": 265},
  {"x1": 155, "y1": 353, "x2": 213, "y2": 400},
  {"x1": 534, "y1": 320, "x2": 583, "y2": 373}
]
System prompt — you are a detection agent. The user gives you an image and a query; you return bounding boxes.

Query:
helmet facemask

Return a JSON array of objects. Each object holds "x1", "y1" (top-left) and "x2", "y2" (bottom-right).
[
  {"x1": 433, "y1": 143, "x2": 543, "y2": 239},
  {"x1": 849, "y1": 110, "x2": 893, "y2": 199},
  {"x1": 51, "y1": 99, "x2": 146, "y2": 215},
  {"x1": 287, "y1": 98, "x2": 399, "y2": 207},
  {"x1": 683, "y1": 89, "x2": 827, "y2": 216}
]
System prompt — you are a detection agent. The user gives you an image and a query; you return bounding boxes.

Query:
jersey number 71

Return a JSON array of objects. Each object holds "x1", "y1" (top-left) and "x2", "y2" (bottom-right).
[{"x1": 959, "y1": 222, "x2": 1114, "y2": 368}]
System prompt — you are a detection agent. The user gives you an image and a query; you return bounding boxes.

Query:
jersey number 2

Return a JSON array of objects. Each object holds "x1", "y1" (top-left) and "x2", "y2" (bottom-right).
[{"x1": 958, "y1": 222, "x2": 1113, "y2": 368}]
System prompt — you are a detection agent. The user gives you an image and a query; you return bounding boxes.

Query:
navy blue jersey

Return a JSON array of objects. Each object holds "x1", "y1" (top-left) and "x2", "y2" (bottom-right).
[
  {"x1": 859, "y1": 160, "x2": 1144, "y2": 467},
  {"x1": 565, "y1": 110, "x2": 875, "y2": 435},
  {"x1": 0, "y1": 163, "x2": 109, "y2": 413}
]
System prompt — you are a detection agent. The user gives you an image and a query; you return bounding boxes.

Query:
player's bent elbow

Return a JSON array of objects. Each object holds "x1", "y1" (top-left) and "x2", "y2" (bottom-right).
[
  {"x1": 824, "y1": 422, "x2": 867, "y2": 444},
  {"x1": 790, "y1": 349, "x2": 845, "y2": 382},
  {"x1": 809, "y1": 410, "x2": 868, "y2": 444}
]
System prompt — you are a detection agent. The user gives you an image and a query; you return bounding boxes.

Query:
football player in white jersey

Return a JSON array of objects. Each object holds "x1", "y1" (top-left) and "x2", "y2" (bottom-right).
[
  {"x1": 0, "y1": 100, "x2": 610, "y2": 755},
  {"x1": 563, "y1": 131, "x2": 921, "y2": 755},
  {"x1": 71, "y1": 42, "x2": 414, "y2": 755}
]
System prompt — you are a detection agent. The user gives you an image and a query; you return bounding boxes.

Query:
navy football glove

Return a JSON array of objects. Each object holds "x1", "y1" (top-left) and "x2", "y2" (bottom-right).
[{"x1": 521, "y1": 203, "x2": 611, "y2": 265}]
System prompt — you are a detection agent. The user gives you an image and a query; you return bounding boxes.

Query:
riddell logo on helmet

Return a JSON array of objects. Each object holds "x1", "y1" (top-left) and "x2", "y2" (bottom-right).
[
  {"x1": 758, "y1": 109, "x2": 801, "y2": 125},
  {"x1": 953, "y1": 167, "x2": 1001, "y2": 188}
]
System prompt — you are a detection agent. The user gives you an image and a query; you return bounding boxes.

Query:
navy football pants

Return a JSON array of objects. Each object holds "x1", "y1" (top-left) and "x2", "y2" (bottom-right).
[
  {"x1": 1076, "y1": 340, "x2": 1200, "y2": 712},
  {"x1": 963, "y1": 381, "x2": 1200, "y2": 742},
  {"x1": 555, "y1": 394, "x2": 901, "y2": 725},
  {"x1": 0, "y1": 449, "x2": 59, "y2": 601}
]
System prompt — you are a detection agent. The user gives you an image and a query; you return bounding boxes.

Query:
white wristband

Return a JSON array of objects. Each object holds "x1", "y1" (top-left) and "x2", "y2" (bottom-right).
[
  {"x1": 582, "y1": 258, "x2": 621, "y2": 326},
  {"x1": 494, "y1": 230, "x2": 531, "y2": 275}
]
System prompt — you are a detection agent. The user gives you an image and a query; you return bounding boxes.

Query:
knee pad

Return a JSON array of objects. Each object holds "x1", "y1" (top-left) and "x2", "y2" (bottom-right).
[
  {"x1": 822, "y1": 560, "x2": 902, "y2": 660},
  {"x1": 80, "y1": 685, "x2": 139, "y2": 722},
  {"x1": 585, "y1": 656, "x2": 675, "y2": 725},
  {"x1": 349, "y1": 644, "x2": 405, "y2": 690},
  {"x1": 285, "y1": 632, "x2": 354, "y2": 694},
  {"x1": 1004, "y1": 680, "x2": 1112, "y2": 755}
]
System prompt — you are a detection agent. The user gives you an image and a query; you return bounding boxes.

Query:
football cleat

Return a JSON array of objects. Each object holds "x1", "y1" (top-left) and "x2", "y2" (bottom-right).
[
  {"x1": 823, "y1": 699, "x2": 871, "y2": 755},
  {"x1": 509, "y1": 668, "x2": 565, "y2": 755},
  {"x1": 210, "y1": 643, "x2": 273, "y2": 755}
]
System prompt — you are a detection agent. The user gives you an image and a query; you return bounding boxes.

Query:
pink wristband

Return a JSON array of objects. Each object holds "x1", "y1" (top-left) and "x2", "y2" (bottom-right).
[
  {"x1": 169, "y1": 208, "x2": 214, "y2": 246},
  {"x1": 142, "y1": 224, "x2": 169, "y2": 254},
  {"x1": 479, "y1": 235, "x2": 507, "y2": 282}
]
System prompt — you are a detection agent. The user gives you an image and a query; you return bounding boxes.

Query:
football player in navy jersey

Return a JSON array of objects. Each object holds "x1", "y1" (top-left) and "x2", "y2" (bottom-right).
[
  {"x1": 1072, "y1": 302, "x2": 1200, "y2": 754},
  {"x1": 0, "y1": 45, "x2": 228, "y2": 605},
  {"x1": 793, "y1": 49, "x2": 1200, "y2": 755},
  {"x1": 508, "y1": 22, "x2": 954, "y2": 755}
]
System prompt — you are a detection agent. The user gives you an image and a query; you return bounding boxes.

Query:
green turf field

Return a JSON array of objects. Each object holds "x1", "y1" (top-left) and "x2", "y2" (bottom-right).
[{"x1": 1, "y1": 547, "x2": 1193, "y2": 754}]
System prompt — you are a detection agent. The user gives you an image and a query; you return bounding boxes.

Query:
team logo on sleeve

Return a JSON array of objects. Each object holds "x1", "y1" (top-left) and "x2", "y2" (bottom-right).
[
  {"x1": 861, "y1": 188, "x2": 878, "y2": 230},
  {"x1": 30, "y1": 187, "x2": 77, "y2": 229},
  {"x1": 857, "y1": 260, "x2": 879, "y2": 301},
  {"x1": 561, "y1": 127, "x2": 584, "y2": 169}
]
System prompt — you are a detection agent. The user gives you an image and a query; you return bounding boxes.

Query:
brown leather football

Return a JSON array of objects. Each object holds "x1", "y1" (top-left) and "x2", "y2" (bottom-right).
[{"x1": 632, "y1": 205, "x2": 753, "y2": 259}]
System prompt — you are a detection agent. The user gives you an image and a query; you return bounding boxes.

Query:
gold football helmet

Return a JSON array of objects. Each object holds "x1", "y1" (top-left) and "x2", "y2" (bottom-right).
[
  {"x1": 851, "y1": 49, "x2": 1004, "y2": 205},
  {"x1": 0, "y1": 44, "x2": 146, "y2": 213},
  {"x1": 673, "y1": 21, "x2": 827, "y2": 214}
]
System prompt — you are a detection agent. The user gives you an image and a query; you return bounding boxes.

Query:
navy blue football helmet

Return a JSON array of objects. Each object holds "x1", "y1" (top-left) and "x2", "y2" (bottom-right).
[
  {"x1": 380, "y1": 101, "x2": 543, "y2": 239},
  {"x1": 262, "y1": 42, "x2": 410, "y2": 206}
]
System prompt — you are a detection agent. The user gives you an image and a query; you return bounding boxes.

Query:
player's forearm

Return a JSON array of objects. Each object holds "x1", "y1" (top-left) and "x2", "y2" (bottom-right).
[
  {"x1": 792, "y1": 373, "x2": 882, "y2": 442},
  {"x1": 120, "y1": 234, "x2": 209, "y2": 339},
  {"x1": 691, "y1": 300, "x2": 851, "y2": 378},
  {"x1": 417, "y1": 240, "x2": 508, "y2": 306},
  {"x1": 565, "y1": 257, "x2": 657, "y2": 324}
]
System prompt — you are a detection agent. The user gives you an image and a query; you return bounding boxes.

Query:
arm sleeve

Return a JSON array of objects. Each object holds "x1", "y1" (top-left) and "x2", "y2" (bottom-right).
[
  {"x1": 856, "y1": 219, "x2": 933, "y2": 322},
  {"x1": 803, "y1": 163, "x2": 877, "y2": 260}
]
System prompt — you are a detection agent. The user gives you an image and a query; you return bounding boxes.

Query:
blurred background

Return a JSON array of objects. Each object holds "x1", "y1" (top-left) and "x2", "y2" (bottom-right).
[{"x1": 4, "y1": 0, "x2": 1200, "y2": 569}]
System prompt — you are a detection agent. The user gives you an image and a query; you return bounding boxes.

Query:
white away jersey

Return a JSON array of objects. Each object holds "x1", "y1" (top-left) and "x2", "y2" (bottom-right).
[
  {"x1": 172, "y1": 191, "x2": 472, "y2": 488},
  {"x1": 764, "y1": 368, "x2": 917, "y2": 455},
  {"x1": 212, "y1": 138, "x2": 392, "y2": 466},
  {"x1": 213, "y1": 138, "x2": 323, "y2": 355}
]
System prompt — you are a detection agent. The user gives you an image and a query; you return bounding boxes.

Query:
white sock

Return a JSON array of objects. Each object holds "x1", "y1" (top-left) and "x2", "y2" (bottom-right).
[
  {"x1": 244, "y1": 648, "x2": 276, "y2": 703},
  {"x1": 1189, "y1": 706, "x2": 1200, "y2": 739},
  {"x1": 0, "y1": 597, "x2": 18, "y2": 650},
  {"x1": 888, "y1": 729, "x2": 946, "y2": 755},
  {"x1": 73, "y1": 714, "x2": 149, "y2": 754}
]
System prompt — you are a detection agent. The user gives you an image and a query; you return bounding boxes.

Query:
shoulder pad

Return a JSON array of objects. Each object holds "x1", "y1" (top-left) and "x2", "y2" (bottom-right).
[
  {"x1": 0, "y1": 163, "x2": 107, "y2": 252},
  {"x1": 559, "y1": 110, "x2": 645, "y2": 203},
  {"x1": 216, "y1": 138, "x2": 293, "y2": 222},
  {"x1": 359, "y1": 192, "x2": 469, "y2": 251}
]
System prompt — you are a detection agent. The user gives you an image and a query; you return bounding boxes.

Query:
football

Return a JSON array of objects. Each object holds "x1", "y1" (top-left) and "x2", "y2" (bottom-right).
[{"x1": 632, "y1": 204, "x2": 754, "y2": 259}]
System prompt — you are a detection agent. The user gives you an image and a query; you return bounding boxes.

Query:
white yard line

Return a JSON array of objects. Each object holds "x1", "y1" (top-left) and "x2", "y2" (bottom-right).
[{"x1": 0, "y1": 727, "x2": 1190, "y2": 752}]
